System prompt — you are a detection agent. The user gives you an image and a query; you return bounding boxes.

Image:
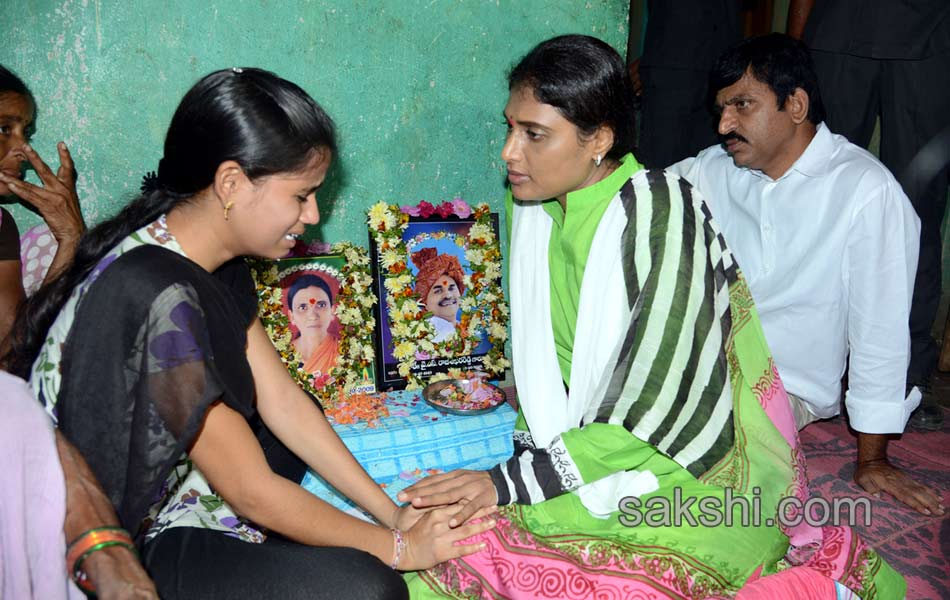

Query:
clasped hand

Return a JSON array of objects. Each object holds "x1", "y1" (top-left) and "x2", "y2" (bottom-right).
[
  {"x1": 384, "y1": 470, "x2": 500, "y2": 570},
  {"x1": 398, "y1": 469, "x2": 498, "y2": 528},
  {"x1": 396, "y1": 502, "x2": 498, "y2": 571}
]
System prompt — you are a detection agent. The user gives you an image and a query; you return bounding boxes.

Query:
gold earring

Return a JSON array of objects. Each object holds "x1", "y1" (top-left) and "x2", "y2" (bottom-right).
[{"x1": 223, "y1": 200, "x2": 234, "y2": 220}]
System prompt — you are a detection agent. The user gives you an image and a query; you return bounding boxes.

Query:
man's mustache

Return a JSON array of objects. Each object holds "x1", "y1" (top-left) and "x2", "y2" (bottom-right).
[
  {"x1": 438, "y1": 297, "x2": 458, "y2": 307},
  {"x1": 720, "y1": 132, "x2": 749, "y2": 144}
]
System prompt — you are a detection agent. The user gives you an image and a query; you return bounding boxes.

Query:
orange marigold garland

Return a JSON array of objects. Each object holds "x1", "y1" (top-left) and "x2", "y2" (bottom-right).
[{"x1": 324, "y1": 388, "x2": 390, "y2": 428}]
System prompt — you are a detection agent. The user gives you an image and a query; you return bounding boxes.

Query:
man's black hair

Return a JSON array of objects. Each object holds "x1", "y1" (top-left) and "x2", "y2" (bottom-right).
[{"x1": 710, "y1": 33, "x2": 825, "y2": 124}]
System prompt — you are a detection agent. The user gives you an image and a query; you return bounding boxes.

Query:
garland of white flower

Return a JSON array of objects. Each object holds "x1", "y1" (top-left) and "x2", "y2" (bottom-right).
[
  {"x1": 250, "y1": 242, "x2": 377, "y2": 407},
  {"x1": 368, "y1": 201, "x2": 510, "y2": 389}
]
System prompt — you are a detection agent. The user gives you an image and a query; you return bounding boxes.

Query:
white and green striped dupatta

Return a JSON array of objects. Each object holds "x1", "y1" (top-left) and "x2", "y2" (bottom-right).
[{"x1": 508, "y1": 168, "x2": 738, "y2": 506}]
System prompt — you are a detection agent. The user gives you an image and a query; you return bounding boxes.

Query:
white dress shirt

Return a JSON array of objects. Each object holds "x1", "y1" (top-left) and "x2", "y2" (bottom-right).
[
  {"x1": 670, "y1": 123, "x2": 921, "y2": 434},
  {"x1": 428, "y1": 315, "x2": 457, "y2": 343}
]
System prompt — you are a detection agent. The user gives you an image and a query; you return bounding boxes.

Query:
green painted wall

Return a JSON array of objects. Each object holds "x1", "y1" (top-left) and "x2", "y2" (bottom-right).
[{"x1": 2, "y1": 0, "x2": 629, "y2": 243}]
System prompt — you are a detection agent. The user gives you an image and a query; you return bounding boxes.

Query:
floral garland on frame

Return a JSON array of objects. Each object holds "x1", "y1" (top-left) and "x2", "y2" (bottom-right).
[
  {"x1": 368, "y1": 199, "x2": 510, "y2": 389},
  {"x1": 249, "y1": 242, "x2": 377, "y2": 408}
]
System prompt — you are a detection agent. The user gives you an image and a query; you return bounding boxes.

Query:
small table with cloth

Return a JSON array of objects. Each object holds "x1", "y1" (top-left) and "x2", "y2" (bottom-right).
[{"x1": 302, "y1": 390, "x2": 517, "y2": 517}]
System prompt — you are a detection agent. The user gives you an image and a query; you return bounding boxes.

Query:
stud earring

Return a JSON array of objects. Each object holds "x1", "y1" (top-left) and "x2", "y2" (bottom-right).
[
  {"x1": 594, "y1": 155, "x2": 602, "y2": 167},
  {"x1": 223, "y1": 201, "x2": 234, "y2": 220}
]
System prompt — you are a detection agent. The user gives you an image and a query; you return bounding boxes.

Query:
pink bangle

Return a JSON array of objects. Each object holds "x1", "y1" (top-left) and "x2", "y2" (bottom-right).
[{"x1": 390, "y1": 528, "x2": 406, "y2": 570}]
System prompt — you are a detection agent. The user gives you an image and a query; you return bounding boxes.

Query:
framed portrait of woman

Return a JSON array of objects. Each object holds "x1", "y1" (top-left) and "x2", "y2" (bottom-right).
[
  {"x1": 368, "y1": 201, "x2": 509, "y2": 389},
  {"x1": 250, "y1": 249, "x2": 377, "y2": 404}
]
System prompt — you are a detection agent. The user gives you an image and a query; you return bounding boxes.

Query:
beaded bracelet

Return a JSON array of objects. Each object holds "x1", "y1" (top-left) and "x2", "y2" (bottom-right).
[
  {"x1": 66, "y1": 527, "x2": 137, "y2": 593},
  {"x1": 389, "y1": 528, "x2": 407, "y2": 570}
]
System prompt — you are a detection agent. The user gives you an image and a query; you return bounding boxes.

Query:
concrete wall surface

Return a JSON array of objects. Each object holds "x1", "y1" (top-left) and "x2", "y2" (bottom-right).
[{"x1": 2, "y1": 0, "x2": 629, "y2": 242}]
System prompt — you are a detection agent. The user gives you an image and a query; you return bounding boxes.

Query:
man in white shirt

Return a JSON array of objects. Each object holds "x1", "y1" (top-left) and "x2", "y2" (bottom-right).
[{"x1": 670, "y1": 34, "x2": 944, "y2": 517}]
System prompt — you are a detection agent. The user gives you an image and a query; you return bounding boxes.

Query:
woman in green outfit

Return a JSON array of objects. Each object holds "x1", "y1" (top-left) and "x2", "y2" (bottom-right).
[{"x1": 399, "y1": 35, "x2": 904, "y2": 599}]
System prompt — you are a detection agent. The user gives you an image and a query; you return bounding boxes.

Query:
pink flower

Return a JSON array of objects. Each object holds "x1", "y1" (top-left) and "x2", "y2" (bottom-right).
[
  {"x1": 451, "y1": 198, "x2": 472, "y2": 218},
  {"x1": 400, "y1": 204, "x2": 421, "y2": 217},
  {"x1": 312, "y1": 372, "x2": 334, "y2": 389},
  {"x1": 285, "y1": 239, "x2": 332, "y2": 257},
  {"x1": 417, "y1": 201, "x2": 436, "y2": 218},
  {"x1": 435, "y1": 202, "x2": 454, "y2": 218}
]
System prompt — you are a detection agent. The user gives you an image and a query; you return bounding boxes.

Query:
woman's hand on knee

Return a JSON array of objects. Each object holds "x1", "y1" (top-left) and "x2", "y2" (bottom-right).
[{"x1": 400, "y1": 504, "x2": 495, "y2": 571}]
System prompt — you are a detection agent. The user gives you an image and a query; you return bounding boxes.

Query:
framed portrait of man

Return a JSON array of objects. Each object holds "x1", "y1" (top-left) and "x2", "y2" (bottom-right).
[
  {"x1": 368, "y1": 202, "x2": 509, "y2": 389},
  {"x1": 250, "y1": 251, "x2": 377, "y2": 404}
]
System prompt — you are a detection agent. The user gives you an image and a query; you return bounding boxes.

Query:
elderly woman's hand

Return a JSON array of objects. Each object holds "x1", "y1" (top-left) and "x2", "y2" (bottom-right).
[
  {"x1": 81, "y1": 545, "x2": 159, "y2": 600},
  {"x1": 0, "y1": 142, "x2": 85, "y2": 245}
]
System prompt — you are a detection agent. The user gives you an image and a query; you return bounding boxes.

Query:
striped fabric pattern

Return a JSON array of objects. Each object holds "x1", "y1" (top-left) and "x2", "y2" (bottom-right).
[
  {"x1": 601, "y1": 170, "x2": 737, "y2": 474},
  {"x1": 491, "y1": 170, "x2": 740, "y2": 505}
]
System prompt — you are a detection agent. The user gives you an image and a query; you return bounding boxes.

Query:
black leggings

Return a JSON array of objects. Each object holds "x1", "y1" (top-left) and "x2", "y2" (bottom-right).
[{"x1": 142, "y1": 527, "x2": 408, "y2": 600}]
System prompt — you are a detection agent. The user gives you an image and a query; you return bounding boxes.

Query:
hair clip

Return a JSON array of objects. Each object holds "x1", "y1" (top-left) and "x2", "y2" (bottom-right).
[
  {"x1": 140, "y1": 170, "x2": 162, "y2": 193},
  {"x1": 231, "y1": 67, "x2": 244, "y2": 74}
]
